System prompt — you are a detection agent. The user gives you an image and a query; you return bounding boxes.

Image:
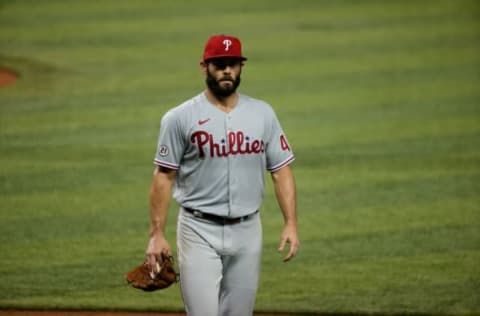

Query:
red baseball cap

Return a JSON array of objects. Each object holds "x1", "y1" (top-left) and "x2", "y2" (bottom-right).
[{"x1": 203, "y1": 35, "x2": 247, "y2": 61}]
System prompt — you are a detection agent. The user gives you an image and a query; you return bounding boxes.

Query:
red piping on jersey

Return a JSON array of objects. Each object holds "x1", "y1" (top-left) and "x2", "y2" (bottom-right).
[
  {"x1": 154, "y1": 159, "x2": 180, "y2": 170},
  {"x1": 268, "y1": 155, "x2": 295, "y2": 172}
]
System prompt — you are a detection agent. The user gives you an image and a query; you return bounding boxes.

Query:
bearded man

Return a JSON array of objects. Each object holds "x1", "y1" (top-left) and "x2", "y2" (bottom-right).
[{"x1": 145, "y1": 34, "x2": 300, "y2": 316}]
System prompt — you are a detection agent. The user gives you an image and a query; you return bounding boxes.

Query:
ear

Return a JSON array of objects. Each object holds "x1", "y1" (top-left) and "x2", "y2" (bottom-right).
[{"x1": 200, "y1": 61, "x2": 208, "y2": 74}]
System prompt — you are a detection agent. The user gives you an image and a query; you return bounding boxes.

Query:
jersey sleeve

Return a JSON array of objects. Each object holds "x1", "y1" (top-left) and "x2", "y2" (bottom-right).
[
  {"x1": 265, "y1": 108, "x2": 295, "y2": 172},
  {"x1": 153, "y1": 110, "x2": 186, "y2": 170}
]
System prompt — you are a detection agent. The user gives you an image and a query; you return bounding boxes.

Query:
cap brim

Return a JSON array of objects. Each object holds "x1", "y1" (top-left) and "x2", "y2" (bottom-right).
[{"x1": 204, "y1": 56, "x2": 247, "y2": 62}]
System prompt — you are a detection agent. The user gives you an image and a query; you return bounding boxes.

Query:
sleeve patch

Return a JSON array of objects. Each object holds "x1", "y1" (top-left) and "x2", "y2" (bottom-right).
[{"x1": 158, "y1": 145, "x2": 169, "y2": 157}]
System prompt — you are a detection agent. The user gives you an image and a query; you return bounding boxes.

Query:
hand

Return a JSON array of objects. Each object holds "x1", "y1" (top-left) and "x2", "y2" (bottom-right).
[
  {"x1": 278, "y1": 224, "x2": 300, "y2": 262},
  {"x1": 146, "y1": 234, "x2": 172, "y2": 273}
]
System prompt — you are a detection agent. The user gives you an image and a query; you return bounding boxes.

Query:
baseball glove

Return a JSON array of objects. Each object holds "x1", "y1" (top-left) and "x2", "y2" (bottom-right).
[{"x1": 125, "y1": 254, "x2": 178, "y2": 292}]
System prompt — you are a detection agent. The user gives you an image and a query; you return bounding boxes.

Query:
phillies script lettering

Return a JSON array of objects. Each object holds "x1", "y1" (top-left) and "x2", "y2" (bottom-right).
[{"x1": 191, "y1": 130, "x2": 265, "y2": 158}]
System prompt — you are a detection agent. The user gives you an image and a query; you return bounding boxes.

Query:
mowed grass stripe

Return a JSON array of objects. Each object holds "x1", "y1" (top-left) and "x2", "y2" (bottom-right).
[
  {"x1": 3, "y1": 55, "x2": 478, "y2": 133},
  {"x1": 1, "y1": 2, "x2": 478, "y2": 61}
]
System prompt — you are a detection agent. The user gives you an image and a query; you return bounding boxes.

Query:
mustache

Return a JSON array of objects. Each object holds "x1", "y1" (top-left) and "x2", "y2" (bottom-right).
[{"x1": 219, "y1": 76, "x2": 234, "y2": 82}]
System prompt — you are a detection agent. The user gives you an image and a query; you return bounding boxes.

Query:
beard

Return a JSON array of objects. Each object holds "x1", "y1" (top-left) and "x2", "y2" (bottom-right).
[{"x1": 206, "y1": 69, "x2": 241, "y2": 98}]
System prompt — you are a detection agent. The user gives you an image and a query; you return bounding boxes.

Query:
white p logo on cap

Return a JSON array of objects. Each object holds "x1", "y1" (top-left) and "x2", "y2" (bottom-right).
[
  {"x1": 223, "y1": 39, "x2": 232, "y2": 51},
  {"x1": 203, "y1": 35, "x2": 246, "y2": 61}
]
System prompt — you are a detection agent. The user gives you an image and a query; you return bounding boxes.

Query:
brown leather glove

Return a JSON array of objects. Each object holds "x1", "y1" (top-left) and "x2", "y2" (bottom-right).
[{"x1": 125, "y1": 254, "x2": 178, "y2": 291}]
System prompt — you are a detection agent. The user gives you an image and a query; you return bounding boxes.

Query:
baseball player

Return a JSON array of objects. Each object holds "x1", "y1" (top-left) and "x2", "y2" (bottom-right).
[{"x1": 145, "y1": 34, "x2": 299, "y2": 316}]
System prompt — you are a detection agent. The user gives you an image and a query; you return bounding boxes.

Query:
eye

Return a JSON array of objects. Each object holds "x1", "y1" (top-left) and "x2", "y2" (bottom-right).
[
  {"x1": 211, "y1": 59, "x2": 240, "y2": 70},
  {"x1": 213, "y1": 61, "x2": 227, "y2": 69}
]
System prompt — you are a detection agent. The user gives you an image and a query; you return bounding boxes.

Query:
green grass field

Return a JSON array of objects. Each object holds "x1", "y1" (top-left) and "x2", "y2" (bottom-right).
[{"x1": 1, "y1": 0, "x2": 479, "y2": 314}]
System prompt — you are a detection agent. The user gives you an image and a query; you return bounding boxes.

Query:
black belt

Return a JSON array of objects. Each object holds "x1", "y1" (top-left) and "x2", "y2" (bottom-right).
[{"x1": 183, "y1": 207, "x2": 258, "y2": 225}]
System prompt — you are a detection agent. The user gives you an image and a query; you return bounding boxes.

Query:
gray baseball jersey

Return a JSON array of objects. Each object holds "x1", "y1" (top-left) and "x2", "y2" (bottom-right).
[{"x1": 154, "y1": 92, "x2": 294, "y2": 218}]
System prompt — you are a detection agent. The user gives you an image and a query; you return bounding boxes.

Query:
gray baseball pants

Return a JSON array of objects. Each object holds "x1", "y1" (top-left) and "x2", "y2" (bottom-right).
[{"x1": 176, "y1": 207, "x2": 262, "y2": 316}]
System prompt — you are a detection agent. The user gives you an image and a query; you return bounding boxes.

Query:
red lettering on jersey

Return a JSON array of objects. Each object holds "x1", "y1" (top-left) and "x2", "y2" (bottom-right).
[
  {"x1": 191, "y1": 131, "x2": 209, "y2": 158},
  {"x1": 210, "y1": 134, "x2": 229, "y2": 157},
  {"x1": 229, "y1": 132, "x2": 239, "y2": 155},
  {"x1": 191, "y1": 130, "x2": 265, "y2": 158},
  {"x1": 280, "y1": 134, "x2": 291, "y2": 151}
]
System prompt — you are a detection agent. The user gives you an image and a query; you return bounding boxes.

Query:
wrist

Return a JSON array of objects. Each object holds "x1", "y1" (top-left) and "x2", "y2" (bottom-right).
[
  {"x1": 150, "y1": 216, "x2": 166, "y2": 233},
  {"x1": 284, "y1": 219, "x2": 298, "y2": 229},
  {"x1": 149, "y1": 226, "x2": 165, "y2": 238}
]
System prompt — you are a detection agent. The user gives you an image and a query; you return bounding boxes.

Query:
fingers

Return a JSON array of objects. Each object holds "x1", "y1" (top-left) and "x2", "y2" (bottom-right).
[
  {"x1": 147, "y1": 252, "x2": 169, "y2": 277},
  {"x1": 278, "y1": 233, "x2": 300, "y2": 262},
  {"x1": 163, "y1": 247, "x2": 172, "y2": 258},
  {"x1": 282, "y1": 239, "x2": 299, "y2": 262},
  {"x1": 146, "y1": 236, "x2": 172, "y2": 272},
  {"x1": 147, "y1": 254, "x2": 157, "y2": 272},
  {"x1": 278, "y1": 236, "x2": 286, "y2": 252},
  {"x1": 147, "y1": 251, "x2": 169, "y2": 269}
]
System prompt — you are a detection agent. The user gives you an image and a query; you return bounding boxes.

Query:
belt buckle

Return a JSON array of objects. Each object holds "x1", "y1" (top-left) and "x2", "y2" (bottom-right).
[{"x1": 192, "y1": 210, "x2": 203, "y2": 218}]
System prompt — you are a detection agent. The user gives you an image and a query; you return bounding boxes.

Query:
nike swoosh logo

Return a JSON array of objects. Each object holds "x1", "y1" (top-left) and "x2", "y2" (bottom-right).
[{"x1": 198, "y1": 118, "x2": 211, "y2": 125}]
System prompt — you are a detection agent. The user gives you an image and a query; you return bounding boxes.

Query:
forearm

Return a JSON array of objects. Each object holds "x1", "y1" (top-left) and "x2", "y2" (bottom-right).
[
  {"x1": 271, "y1": 165, "x2": 297, "y2": 226},
  {"x1": 271, "y1": 165, "x2": 299, "y2": 261},
  {"x1": 149, "y1": 167, "x2": 176, "y2": 237}
]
